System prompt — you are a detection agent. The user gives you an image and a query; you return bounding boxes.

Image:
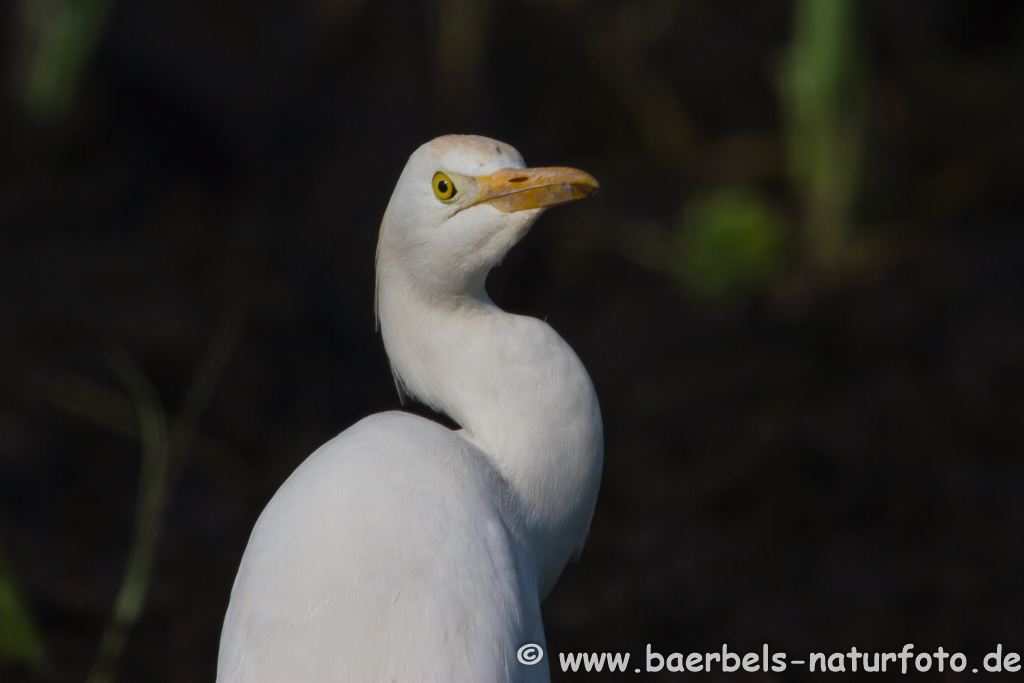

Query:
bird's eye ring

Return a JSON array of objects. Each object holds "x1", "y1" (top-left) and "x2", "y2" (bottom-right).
[{"x1": 432, "y1": 172, "x2": 457, "y2": 201}]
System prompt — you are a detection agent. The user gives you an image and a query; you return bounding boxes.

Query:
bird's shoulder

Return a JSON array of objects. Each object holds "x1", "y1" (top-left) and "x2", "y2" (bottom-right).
[
  {"x1": 283, "y1": 410, "x2": 512, "y2": 505},
  {"x1": 245, "y1": 411, "x2": 522, "y2": 565}
]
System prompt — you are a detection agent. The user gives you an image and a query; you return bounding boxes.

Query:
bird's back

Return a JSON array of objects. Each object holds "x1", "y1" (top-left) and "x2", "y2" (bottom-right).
[{"x1": 217, "y1": 411, "x2": 547, "y2": 682}]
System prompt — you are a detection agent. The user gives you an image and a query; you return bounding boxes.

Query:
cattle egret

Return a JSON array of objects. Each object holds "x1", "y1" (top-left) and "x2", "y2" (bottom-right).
[{"x1": 217, "y1": 135, "x2": 604, "y2": 682}]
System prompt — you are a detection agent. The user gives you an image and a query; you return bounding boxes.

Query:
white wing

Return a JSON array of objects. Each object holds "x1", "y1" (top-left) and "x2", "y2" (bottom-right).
[{"x1": 217, "y1": 411, "x2": 548, "y2": 683}]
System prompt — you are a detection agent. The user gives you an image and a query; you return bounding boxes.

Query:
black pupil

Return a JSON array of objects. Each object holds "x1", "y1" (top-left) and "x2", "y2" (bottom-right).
[{"x1": 438, "y1": 180, "x2": 449, "y2": 194}]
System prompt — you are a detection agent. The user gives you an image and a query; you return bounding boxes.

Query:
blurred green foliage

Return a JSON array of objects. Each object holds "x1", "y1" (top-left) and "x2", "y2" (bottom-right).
[
  {"x1": 15, "y1": 0, "x2": 115, "y2": 121},
  {"x1": 585, "y1": 2, "x2": 696, "y2": 170},
  {"x1": 0, "y1": 536, "x2": 45, "y2": 668},
  {"x1": 545, "y1": 0, "x2": 868, "y2": 305},
  {"x1": 666, "y1": 0, "x2": 867, "y2": 304},
  {"x1": 778, "y1": 0, "x2": 865, "y2": 272},
  {"x1": 434, "y1": 0, "x2": 492, "y2": 120},
  {"x1": 36, "y1": 303, "x2": 246, "y2": 682},
  {"x1": 674, "y1": 188, "x2": 786, "y2": 304},
  {"x1": 88, "y1": 351, "x2": 171, "y2": 683}
]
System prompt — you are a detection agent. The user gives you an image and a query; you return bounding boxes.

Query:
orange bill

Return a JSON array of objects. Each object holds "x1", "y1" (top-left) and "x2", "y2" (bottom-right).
[{"x1": 470, "y1": 167, "x2": 600, "y2": 213}]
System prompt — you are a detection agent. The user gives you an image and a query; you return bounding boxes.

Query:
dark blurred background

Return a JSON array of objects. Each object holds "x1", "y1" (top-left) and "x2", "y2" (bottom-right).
[{"x1": 2, "y1": 0, "x2": 1024, "y2": 680}]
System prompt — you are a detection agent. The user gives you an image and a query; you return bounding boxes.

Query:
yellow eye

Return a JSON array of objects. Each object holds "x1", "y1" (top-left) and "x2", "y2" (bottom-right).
[{"x1": 432, "y1": 172, "x2": 457, "y2": 201}]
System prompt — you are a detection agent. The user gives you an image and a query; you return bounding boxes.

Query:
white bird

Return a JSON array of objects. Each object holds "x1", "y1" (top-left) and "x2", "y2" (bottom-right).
[{"x1": 217, "y1": 135, "x2": 604, "y2": 682}]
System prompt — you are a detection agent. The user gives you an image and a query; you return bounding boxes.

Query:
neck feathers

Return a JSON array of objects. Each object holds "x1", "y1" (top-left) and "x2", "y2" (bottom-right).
[{"x1": 376, "y1": 270, "x2": 603, "y2": 595}]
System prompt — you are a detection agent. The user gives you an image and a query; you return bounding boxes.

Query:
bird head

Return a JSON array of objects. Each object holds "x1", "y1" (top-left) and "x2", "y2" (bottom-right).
[{"x1": 376, "y1": 135, "x2": 599, "y2": 302}]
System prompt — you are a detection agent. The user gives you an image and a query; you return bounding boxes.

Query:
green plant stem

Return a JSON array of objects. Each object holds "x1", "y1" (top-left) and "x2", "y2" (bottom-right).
[
  {"x1": 87, "y1": 350, "x2": 170, "y2": 683},
  {"x1": 780, "y1": 0, "x2": 865, "y2": 272},
  {"x1": 86, "y1": 300, "x2": 246, "y2": 683},
  {"x1": 0, "y1": 534, "x2": 46, "y2": 667}
]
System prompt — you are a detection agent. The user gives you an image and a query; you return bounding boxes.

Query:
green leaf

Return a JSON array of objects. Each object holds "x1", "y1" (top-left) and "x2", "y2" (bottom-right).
[{"x1": 674, "y1": 188, "x2": 786, "y2": 304}]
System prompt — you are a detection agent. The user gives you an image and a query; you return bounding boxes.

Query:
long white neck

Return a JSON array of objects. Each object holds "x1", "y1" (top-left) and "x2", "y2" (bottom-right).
[{"x1": 376, "y1": 265, "x2": 603, "y2": 596}]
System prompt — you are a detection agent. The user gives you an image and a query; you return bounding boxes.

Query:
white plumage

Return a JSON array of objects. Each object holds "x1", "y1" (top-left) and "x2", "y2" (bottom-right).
[{"x1": 218, "y1": 135, "x2": 603, "y2": 682}]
